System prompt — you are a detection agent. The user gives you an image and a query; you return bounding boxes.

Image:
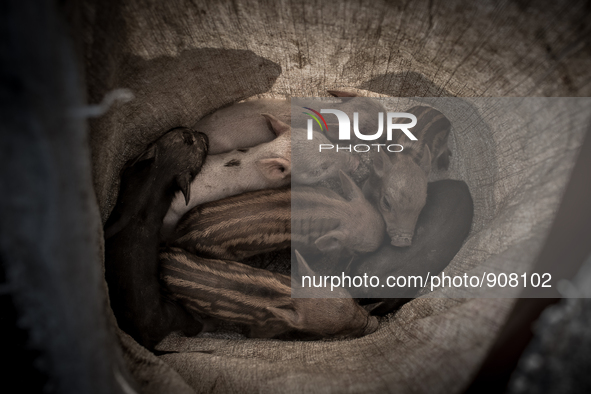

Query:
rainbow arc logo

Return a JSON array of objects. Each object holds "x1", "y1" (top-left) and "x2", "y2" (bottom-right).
[{"x1": 302, "y1": 107, "x2": 329, "y2": 132}]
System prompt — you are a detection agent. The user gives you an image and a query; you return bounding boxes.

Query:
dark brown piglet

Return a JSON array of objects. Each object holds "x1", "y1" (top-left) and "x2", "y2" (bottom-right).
[
  {"x1": 160, "y1": 248, "x2": 378, "y2": 339},
  {"x1": 104, "y1": 127, "x2": 208, "y2": 350},
  {"x1": 350, "y1": 180, "x2": 473, "y2": 314}
]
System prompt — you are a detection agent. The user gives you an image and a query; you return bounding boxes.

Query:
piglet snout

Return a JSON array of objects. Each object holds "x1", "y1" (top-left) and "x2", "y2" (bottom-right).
[{"x1": 389, "y1": 233, "x2": 413, "y2": 247}]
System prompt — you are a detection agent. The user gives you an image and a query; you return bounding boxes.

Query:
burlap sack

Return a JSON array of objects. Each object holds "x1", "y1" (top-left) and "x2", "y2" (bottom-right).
[
  {"x1": 3, "y1": 1, "x2": 589, "y2": 393},
  {"x1": 80, "y1": 1, "x2": 591, "y2": 393}
]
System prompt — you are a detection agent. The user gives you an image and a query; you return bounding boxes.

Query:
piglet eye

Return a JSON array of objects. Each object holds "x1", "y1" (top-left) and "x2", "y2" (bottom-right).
[{"x1": 381, "y1": 196, "x2": 391, "y2": 211}]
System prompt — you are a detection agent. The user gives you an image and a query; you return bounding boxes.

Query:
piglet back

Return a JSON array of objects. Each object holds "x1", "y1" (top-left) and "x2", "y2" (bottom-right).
[
  {"x1": 160, "y1": 247, "x2": 291, "y2": 326},
  {"x1": 172, "y1": 187, "x2": 291, "y2": 261}
]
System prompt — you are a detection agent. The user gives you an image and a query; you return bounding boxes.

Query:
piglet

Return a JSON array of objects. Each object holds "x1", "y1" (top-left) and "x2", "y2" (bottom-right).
[
  {"x1": 292, "y1": 171, "x2": 385, "y2": 256},
  {"x1": 292, "y1": 125, "x2": 359, "y2": 185},
  {"x1": 199, "y1": 90, "x2": 388, "y2": 154},
  {"x1": 160, "y1": 247, "x2": 378, "y2": 339},
  {"x1": 195, "y1": 98, "x2": 289, "y2": 154},
  {"x1": 350, "y1": 180, "x2": 473, "y2": 314},
  {"x1": 196, "y1": 98, "x2": 358, "y2": 185},
  {"x1": 104, "y1": 128, "x2": 208, "y2": 350},
  {"x1": 198, "y1": 92, "x2": 386, "y2": 153},
  {"x1": 363, "y1": 148, "x2": 431, "y2": 247},
  {"x1": 172, "y1": 187, "x2": 290, "y2": 261},
  {"x1": 172, "y1": 173, "x2": 384, "y2": 262},
  {"x1": 161, "y1": 114, "x2": 291, "y2": 237},
  {"x1": 363, "y1": 106, "x2": 452, "y2": 247}
]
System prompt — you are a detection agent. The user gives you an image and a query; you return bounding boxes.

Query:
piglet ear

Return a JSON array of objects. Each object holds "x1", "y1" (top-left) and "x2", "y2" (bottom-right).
[
  {"x1": 130, "y1": 144, "x2": 157, "y2": 167},
  {"x1": 349, "y1": 154, "x2": 360, "y2": 172},
  {"x1": 256, "y1": 157, "x2": 291, "y2": 181},
  {"x1": 372, "y1": 150, "x2": 391, "y2": 178},
  {"x1": 267, "y1": 306, "x2": 301, "y2": 329},
  {"x1": 362, "y1": 302, "x2": 385, "y2": 313},
  {"x1": 419, "y1": 145, "x2": 432, "y2": 175},
  {"x1": 338, "y1": 170, "x2": 364, "y2": 201},
  {"x1": 315, "y1": 230, "x2": 346, "y2": 253},
  {"x1": 327, "y1": 89, "x2": 358, "y2": 97},
  {"x1": 261, "y1": 113, "x2": 291, "y2": 136},
  {"x1": 295, "y1": 250, "x2": 316, "y2": 277},
  {"x1": 176, "y1": 172, "x2": 192, "y2": 205}
]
